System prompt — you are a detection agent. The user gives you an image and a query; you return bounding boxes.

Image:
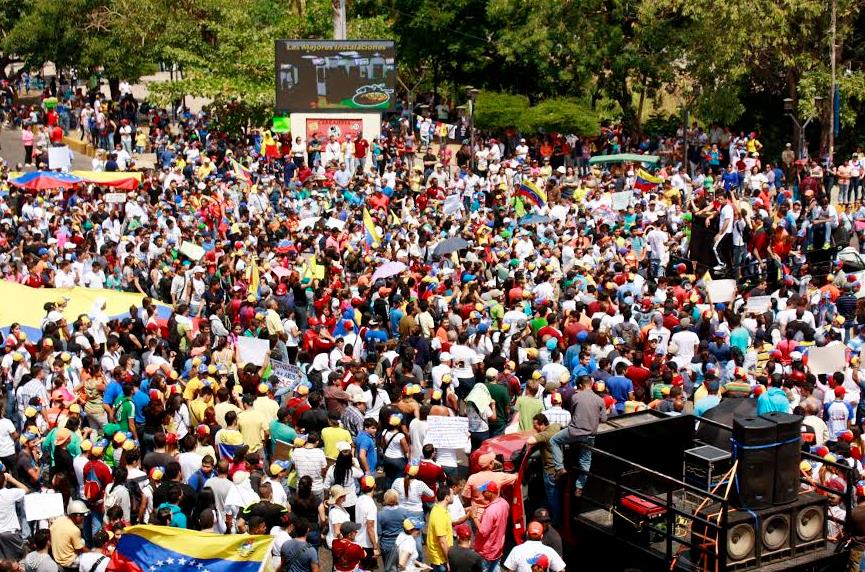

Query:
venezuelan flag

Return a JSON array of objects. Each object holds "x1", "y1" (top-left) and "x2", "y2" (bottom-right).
[
  {"x1": 363, "y1": 208, "x2": 382, "y2": 247},
  {"x1": 634, "y1": 169, "x2": 663, "y2": 192},
  {"x1": 516, "y1": 180, "x2": 547, "y2": 208},
  {"x1": 107, "y1": 525, "x2": 271, "y2": 572},
  {"x1": 231, "y1": 158, "x2": 253, "y2": 186}
]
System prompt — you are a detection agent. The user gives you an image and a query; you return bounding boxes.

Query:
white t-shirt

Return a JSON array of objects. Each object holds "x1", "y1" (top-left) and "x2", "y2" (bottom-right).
[
  {"x1": 326, "y1": 505, "x2": 350, "y2": 549},
  {"x1": 670, "y1": 330, "x2": 700, "y2": 367},
  {"x1": 179, "y1": 451, "x2": 203, "y2": 482},
  {"x1": 718, "y1": 203, "x2": 734, "y2": 236},
  {"x1": 354, "y1": 494, "x2": 378, "y2": 548},
  {"x1": 449, "y1": 344, "x2": 479, "y2": 379},
  {"x1": 0, "y1": 418, "x2": 16, "y2": 457},
  {"x1": 0, "y1": 488, "x2": 25, "y2": 533},
  {"x1": 79, "y1": 552, "x2": 110, "y2": 572},
  {"x1": 503, "y1": 540, "x2": 566, "y2": 572}
]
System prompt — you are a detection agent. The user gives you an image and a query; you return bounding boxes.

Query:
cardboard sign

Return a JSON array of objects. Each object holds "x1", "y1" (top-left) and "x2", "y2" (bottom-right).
[
  {"x1": 104, "y1": 192, "x2": 127, "y2": 204},
  {"x1": 442, "y1": 194, "x2": 463, "y2": 216},
  {"x1": 236, "y1": 336, "x2": 270, "y2": 366},
  {"x1": 808, "y1": 344, "x2": 847, "y2": 376},
  {"x1": 424, "y1": 416, "x2": 470, "y2": 450},
  {"x1": 24, "y1": 492, "x2": 65, "y2": 521}
]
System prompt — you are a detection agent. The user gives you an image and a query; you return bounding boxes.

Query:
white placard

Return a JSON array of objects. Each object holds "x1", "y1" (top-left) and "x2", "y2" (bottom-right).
[
  {"x1": 236, "y1": 336, "x2": 269, "y2": 366},
  {"x1": 746, "y1": 296, "x2": 772, "y2": 314},
  {"x1": 424, "y1": 416, "x2": 470, "y2": 450},
  {"x1": 611, "y1": 191, "x2": 631, "y2": 211},
  {"x1": 48, "y1": 146, "x2": 72, "y2": 171},
  {"x1": 24, "y1": 492, "x2": 64, "y2": 521},
  {"x1": 325, "y1": 218, "x2": 346, "y2": 230},
  {"x1": 807, "y1": 344, "x2": 847, "y2": 376},
  {"x1": 706, "y1": 279, "x2": 737, "y2": 304},
  {"x1": 104, "y1": 192, "x2": 127, "y2": 204},
  {"x1": 271, "y1": 266, "x2": 291, "y2": 280},
  {"x1": 178, "y1": 241, "x2": 205, "y2": 262},
  {"x1": 443, "y1": 194, "x2": 463, "y2": 215}
]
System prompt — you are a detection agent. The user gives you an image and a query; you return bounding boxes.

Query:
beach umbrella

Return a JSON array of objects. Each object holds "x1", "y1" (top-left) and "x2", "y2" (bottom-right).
[
  {"x1": 370, "y1": 260, "x2": 408, "y2": 284},
  {"x1": 433, "y1": 237, "x2": 470, "y2": 257},
  {"x1": 10, "y1": 171, "x2": 82, "y2": 190}
]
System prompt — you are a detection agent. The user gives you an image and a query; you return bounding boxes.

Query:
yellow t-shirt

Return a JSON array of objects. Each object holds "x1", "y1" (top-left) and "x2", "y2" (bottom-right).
[
  {"x1": 237, "y1": 409, "x2": 268, "y2": 453},
  {"x1": 253, "y1": 396, "x2": 280, "y2": 425},
  {"x1": 183, "y1": 376, "x2": 204, "y2": 401},
  {"x1": 425, "y1": 503, "x2": 453, "y2": 565},
  {"x1": 322, "y1": 426, "x2": 352, "y2": 460},
  {"x1": 50, "y1": 516, "x2": 85, "y2": 567}
]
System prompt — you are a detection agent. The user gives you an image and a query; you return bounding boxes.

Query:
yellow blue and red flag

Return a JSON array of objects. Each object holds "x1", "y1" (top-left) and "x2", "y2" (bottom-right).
[
  {"x1": 515, "y1": 180, "x2": 547, "y2": 208},
  {"x1": 363, "y1": 208, "x2": 382, "y2": 247},
  {"x1": 107, "y1": 525, "x2": 271, "y2": 572},
  {"x1": 231, "y1": 158, "x2": 253, "y2": 186},
  {"x1": 634, "y1": 169, "x2": 662, "y2": 192}
]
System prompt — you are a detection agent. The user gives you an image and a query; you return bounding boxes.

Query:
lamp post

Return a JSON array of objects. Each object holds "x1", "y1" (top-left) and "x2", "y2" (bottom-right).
[
  {"x1": 464, "y1": 86, "x2": 479, "y2": 170},
  {"x1": 784, "y1": 96, "x2": 824, "y2": 160}
]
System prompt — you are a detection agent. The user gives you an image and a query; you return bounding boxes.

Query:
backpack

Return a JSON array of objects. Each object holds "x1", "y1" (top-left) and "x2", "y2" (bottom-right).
[
  {"x1": 126, "y1": 476, "x2": 146, "y2": 523},
  {"x1": 104, "y1": 483, "x2": 122, "y2": 510},
  {"x1": 83, "y1": 465, "x2": 104, "y2": 502}
]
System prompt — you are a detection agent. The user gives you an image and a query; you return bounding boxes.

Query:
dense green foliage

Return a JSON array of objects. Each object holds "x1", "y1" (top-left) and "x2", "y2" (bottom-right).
[{"x1": 3, "y1": 0, "x2": 865, "y2": 148}]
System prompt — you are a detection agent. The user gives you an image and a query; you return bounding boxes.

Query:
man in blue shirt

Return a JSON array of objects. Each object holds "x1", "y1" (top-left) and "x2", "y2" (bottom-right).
[
  {"x1": 756, "y1": 375, "x2": 792, "y2": 416},
  {"x1": 605, "y1": 362, "x2": 633, "y2": 414},
  {"x1": 694, "y1": 379, "x2": 722, "y2": 417},
  {"x1": 354, "y1": 418, "x2": 379, "y2": 475}
]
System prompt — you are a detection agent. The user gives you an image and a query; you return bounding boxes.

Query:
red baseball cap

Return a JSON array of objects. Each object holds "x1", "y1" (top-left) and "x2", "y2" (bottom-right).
[
  {"x1": 455, "y1": 523, "x2": 472, "y2": 541},
  {"x1": 478, "y1": 481, "x2": 499, "y2": 495},
  {"x1": 527, "y1": 521, "x2": 544, "y2": 539},
  {"x1": 835, "y1": 386, "x2": 846, "y2": 398}
]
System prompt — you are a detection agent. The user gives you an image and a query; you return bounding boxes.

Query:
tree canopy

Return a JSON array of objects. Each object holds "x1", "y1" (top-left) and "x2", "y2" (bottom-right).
[{"x1": 4, "y1": 0, "x2": 865, "y2": 149}]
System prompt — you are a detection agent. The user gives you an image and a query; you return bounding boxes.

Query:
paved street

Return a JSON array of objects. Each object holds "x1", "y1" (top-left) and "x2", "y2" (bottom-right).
[{"x1": 0, "y1": 125, "x2": 93, "y2": 170}]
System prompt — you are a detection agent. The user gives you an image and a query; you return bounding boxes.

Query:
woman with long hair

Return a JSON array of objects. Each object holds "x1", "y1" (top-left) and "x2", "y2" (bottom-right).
[
  {"x1": 291, "y1": 475, "x2": 322, "y2": 547},
  {"x1": 105, "y1": 466, "x2": 131, "y2": 523},
  {"x1": 323, "y1": 444, "x2": 363, "y2": 520}
]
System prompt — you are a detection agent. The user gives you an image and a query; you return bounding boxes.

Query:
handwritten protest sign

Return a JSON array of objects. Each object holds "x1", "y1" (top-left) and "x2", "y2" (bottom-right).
[
  {"x1": 611, "y1": 191, "x2": 631, "y2": 211},
  {"x1": 270, "y1": 359, "x2": 306, "y2": 387},
  {"x1": 746, "y1": 296, "x2": 772, "y2": 314},
  {"x1": 425, "y1": 416, "x2": 470, "y2": 450},
  {"x1": 104, "y1": 192, "x2": 127, "y2": 204},
  {"x1": 178, "y1": 241, "x2": 205, "y2": 262}
]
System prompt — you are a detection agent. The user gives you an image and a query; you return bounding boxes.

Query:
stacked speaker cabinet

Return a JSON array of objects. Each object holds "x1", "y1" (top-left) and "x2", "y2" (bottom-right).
[
  {"x1": 761, "y1": 411, "x2": 802, "y2": 505},
  {"x1": 692, "y1": 494, "x2": 828, "y2": 570},
  {"x1": 731, "y1": 416, "x2": 777, "y2": 509}
]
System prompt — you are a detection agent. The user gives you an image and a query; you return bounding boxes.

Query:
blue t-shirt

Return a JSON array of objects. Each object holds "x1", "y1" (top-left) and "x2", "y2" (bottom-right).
[
  {"x1": 355, "y1": 430, "x2": 378, "y2": 472},
  {"x1": 132, "y1": 389, "x2": 150, "y2": 424},
  {"x1": 279, "y1": 538, "x2": 318, "y2": 572},
  {"x1": 694, "y1": 395, "x2": 721, "y2": 417},
  {"x1": 103, "y1": 380, "x2": 123, "y2": 407},
  {"x1": 605, "y1": 375, "x2": 633, "y2": 412},
  {"x1": 756, "y1": 388, "x2": 790, "y2": 416}
]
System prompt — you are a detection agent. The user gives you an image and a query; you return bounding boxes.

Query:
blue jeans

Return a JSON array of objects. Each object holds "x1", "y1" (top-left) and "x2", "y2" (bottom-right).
[
  {"x1": 543, "y1": 472, "x2": 562, "y2": 526},
  {"x1": 481, "y1": 558, "x2": 500, "y2": 572},
  {"x1": 83, "y1": 509, "x2": 103, "y2": 546},
  {"x1": 549, "y1": 429, "x2": 595, "y2": 490}
]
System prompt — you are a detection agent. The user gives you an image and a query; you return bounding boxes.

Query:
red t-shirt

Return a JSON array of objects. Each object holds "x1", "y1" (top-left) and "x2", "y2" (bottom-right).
[
  {"x1": 625, "y1": 365, "x2": 652, "y2": 393},
  {"x1": 332, "y1": 538, "x2": 365, "y2": 572},
  {"x1": 411, "y1": 460, "x2": 445, "y2": 502},
  {"x1": 354, "y1": 139, "x2": 369, "y2": 158}
]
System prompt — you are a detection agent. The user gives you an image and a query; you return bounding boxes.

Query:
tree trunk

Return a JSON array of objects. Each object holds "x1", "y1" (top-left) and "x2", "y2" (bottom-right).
[
  {"x1": 635, "y1": 74, "x2": 648, "y2": 139},
  {"x1": 786, "y1": 70, "x2": 801, "y2": 158},
  {"x1": 108, "y1": 77, "x2": 121, "y2": 101}
]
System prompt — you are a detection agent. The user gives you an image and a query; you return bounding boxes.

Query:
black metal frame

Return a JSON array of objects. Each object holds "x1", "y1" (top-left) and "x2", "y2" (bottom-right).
[{"x1": 568, "y1": 414, "x2": 855, "y2": 571}]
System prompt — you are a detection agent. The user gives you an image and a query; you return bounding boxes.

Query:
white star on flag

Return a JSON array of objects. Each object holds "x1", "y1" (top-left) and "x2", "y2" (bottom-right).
[
  {"x1": 178, "y1": 558, "x2": 187, "y2": 565},
  {"x1": 166, "y1": 558, "x2": 175, "y2": 565}
]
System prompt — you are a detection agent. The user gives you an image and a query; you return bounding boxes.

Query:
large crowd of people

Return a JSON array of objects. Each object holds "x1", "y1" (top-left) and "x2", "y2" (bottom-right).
[{"x1": 1, "y1": 75, "x2": 865, "y2": 572}]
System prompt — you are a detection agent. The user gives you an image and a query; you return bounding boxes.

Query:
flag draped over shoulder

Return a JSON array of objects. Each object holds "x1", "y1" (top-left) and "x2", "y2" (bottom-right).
[
  {"x1": 107, "y1": 525, "x2": 271, "y2": 572},
  {"x1": 363, "y1": 208, "x2": 381, "y2": 246},
  {"x1": 515, "y1": 180, "x2": 547, "y2": 208},
  {"x1": 634, "y1": 169, "x2": 662, "y2": 192}
]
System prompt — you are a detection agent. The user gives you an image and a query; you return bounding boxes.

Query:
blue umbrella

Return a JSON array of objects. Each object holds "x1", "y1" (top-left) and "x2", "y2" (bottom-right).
[{"x1": 433, "y1": 237, "x2": 470, "y2": 257}]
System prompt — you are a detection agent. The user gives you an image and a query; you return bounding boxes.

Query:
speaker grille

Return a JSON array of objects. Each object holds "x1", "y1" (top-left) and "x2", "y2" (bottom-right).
[
  {"x1": 728, "y1": 523, "x2": 757, "y2": 561},
  {"x1": 796, "y1": 506, "x2": 825, "y2": 543},
  {"x1": 762, "y1": 514, "x2": 790, "y2": 550}
]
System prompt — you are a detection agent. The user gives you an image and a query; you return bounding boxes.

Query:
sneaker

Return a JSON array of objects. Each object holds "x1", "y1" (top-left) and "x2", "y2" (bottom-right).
[
  {"x1": 823, "y1": 243, "x2": 831, "y2": 250},
  {"x1": 574, "y1": 488, "x2": 583, "y2": 498}
]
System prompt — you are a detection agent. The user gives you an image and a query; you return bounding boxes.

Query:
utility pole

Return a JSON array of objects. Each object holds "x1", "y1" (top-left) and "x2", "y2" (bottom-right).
[
  {"x1": 333, "y1": 0, "x2": 346, "y2": 40},
  {"x1": 829, "y1": 0, "x2": 836, "y2": 166}
]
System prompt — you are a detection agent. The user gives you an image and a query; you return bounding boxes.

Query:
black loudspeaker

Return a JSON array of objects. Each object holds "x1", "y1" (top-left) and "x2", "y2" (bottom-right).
[
  {"x1": 790, "y1": 492, "x2": 828, "y2": 555},
  {"x1": 760, "y1": 412, "x2": 803, "y2": 505},
  {"x1": 732, "y1": 416, "x2": 776, "y2": 509},
  {"x1": 692, "y1": 494, "x2": 828, "y2": 571},
  {"x1": 692, "y1": 505, "x2": 758, "y2": 570}
]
